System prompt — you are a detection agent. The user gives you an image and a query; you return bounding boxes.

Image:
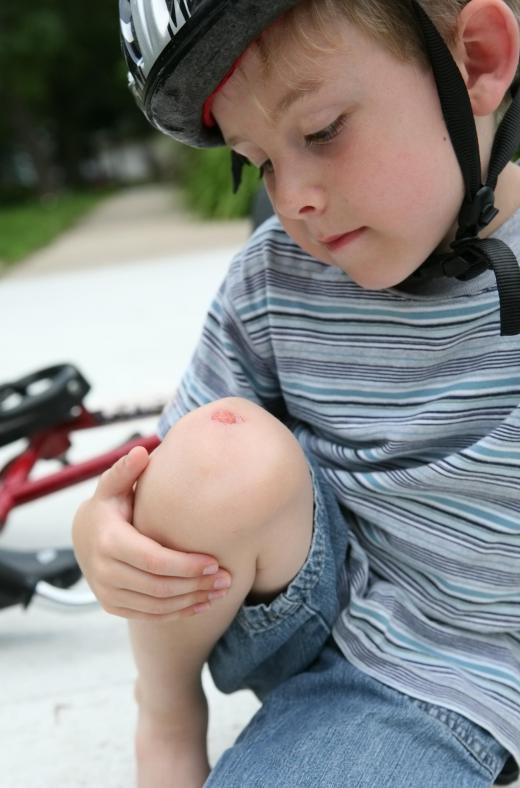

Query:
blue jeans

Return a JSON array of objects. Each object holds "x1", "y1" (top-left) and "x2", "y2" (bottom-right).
[{"x1": 205, "y1": 460, "x2": 510, "y2": 786}]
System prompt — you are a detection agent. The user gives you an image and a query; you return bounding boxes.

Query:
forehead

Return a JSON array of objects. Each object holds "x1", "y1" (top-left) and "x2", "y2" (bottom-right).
[
  {"x1": 212, "y1": 17, "x2": 384, "y2": 133},
  {"x1": 252, "y1": 12, "x2": 351, "y2": 89}
]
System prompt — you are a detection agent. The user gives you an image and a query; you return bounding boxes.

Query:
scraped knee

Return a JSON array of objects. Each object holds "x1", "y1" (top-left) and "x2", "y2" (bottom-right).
[{"x1": 133, "y1": 397, "x2": 310, "y2": 546}]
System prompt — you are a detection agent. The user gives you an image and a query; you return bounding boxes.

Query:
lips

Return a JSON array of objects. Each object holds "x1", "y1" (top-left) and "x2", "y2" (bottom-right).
[
  {"x1": 319, "y1": 228, "x2": 366, "y2": 251},
  {"x1": 320, "y1": 232, "x2": 351, "y2": 244}
]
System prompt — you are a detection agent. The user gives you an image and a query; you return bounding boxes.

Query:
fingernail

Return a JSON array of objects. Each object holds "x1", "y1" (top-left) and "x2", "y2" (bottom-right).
[
  {"x1": 194, "y1": 603, "x2": 211, "y2": 614},
  {"x1": 208, "y1": 590, "x2": 228, "y2": 601},
  {"x1": 202, "y1": 564, "x2": 219, "y2": 576},
  {"x1": 213, "y1": 577, "x2": 231, "y2": 590}
]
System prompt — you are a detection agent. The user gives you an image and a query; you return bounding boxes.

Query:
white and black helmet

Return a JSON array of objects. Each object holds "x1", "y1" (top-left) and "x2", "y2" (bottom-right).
[
  {"x1": 120, "y1": 0, "x2": 520, "y2": 335},
  {"x1": 119, "y1": 0, "x2": 301, "y2": 147}
]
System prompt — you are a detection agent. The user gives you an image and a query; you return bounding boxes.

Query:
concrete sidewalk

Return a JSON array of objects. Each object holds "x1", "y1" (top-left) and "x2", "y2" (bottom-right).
[
  {"x1": 0, "y1": 190, "x2": 259, "y2": 787},
  {"x1": 5, "y1": 184, "x2": 249, "y2": 278}
]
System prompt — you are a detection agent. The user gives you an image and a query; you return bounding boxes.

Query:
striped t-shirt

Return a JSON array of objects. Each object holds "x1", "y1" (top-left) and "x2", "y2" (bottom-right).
[{"x1": 158, "y1": 207, "x2": 520, "y2": 763}]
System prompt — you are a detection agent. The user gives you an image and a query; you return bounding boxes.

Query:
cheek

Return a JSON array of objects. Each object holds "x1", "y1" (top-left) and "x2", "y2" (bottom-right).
[{"x1": 353, "y1": 133, "x2": 462, "y2": 234}]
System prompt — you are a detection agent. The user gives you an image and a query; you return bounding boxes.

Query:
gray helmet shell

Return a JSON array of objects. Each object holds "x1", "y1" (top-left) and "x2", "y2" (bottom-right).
[{"x1": 120, "y1": 0, "x2": 300, "y2": 147}]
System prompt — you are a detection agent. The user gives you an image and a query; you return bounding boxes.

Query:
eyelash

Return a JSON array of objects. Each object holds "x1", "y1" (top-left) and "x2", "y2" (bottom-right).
[
  {"x1": 258, "y1": 114, "x2": 347, "y2": 177},
  {"x1": 305, "y1": 114, "x2": 347, "y2": 147}
]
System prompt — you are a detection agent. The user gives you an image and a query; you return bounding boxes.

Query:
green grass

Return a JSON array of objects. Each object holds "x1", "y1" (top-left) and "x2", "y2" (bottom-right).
[{"x1": 0, "y1": 190, "x2": 111, "y2": 269}]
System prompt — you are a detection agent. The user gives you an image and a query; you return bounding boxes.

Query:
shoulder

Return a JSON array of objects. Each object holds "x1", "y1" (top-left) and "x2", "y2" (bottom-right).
[
  {"x1": 229, "y1": 215, "x2": 308, "y2": 276},
  {"x1": 224, "y1": 216, "x2": 339, "y2": 300}
]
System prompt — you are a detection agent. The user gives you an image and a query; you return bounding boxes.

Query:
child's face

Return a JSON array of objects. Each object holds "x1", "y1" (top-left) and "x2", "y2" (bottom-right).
[{"x1": 213, "y1": 17, "x2": 467, "y2": 289}]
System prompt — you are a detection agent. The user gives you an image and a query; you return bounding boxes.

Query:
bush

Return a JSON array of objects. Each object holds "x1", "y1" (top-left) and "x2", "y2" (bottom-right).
[{"x1": 179, "y1": 146, "x2": 262, "y2": 219}]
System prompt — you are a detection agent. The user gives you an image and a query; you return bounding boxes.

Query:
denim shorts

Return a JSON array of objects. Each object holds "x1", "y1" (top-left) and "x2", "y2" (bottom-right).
[{"x1": 206, "y1": 459, "x2": 511, "y2": 787}]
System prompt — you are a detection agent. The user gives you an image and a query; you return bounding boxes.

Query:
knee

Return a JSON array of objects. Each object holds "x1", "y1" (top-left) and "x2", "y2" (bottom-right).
[{"x1": 133, "y1": 397, "x2": 310, "y2": 548}]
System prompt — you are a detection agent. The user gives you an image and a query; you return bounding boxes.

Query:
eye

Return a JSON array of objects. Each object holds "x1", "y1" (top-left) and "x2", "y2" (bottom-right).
[
  {"x1": 304, "y1": 114, "x2": 347, "y2": 147},
  {"x1": 253, "y1": 114, "x2": 347, "y2": 176}
]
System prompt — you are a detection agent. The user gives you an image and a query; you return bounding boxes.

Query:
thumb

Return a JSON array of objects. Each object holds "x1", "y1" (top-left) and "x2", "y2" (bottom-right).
[{"x1": 96, "y1": 445, "x2": 150, "y2": 500}]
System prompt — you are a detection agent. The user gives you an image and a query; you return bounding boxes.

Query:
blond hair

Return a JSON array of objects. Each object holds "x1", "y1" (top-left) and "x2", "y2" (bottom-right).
[{"x1": 256, "y1": 0, "x2": 519, "y2": 112}]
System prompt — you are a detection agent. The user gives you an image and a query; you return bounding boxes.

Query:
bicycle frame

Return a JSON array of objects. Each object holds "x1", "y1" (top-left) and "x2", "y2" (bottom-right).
[
  {"x1": 0, "y1": 402, "x2": 161, "y2": 529},
  {"x1": 0, "y1": 371, "x2": 164, "y2": 611}
]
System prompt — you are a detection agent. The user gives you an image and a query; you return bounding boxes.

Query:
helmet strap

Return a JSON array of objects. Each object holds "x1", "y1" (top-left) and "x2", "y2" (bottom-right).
[
  {"x1": 230, "y1": 3, "x2": 520, "y2": 335},
  {"x1": 410, "y1": 1, "x2": 520, "y2": 336},
  {"x1": 231, "y1": 152, "x2": 249, "y2": 193}
]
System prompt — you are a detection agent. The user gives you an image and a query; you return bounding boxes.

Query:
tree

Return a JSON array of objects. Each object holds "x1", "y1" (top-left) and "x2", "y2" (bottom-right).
[
  {"x1": 0, "y1": 2, "x2": 149, "y2": 195},
  {"x1": 0, "y1": 6, "x2": 65, "y2": 193}
]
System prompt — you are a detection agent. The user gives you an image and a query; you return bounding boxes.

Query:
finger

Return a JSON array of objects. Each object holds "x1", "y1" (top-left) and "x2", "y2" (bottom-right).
[
  {"x1": 112, "y1": 561, "x2": 232, "y2": 599},
  {"x1": 108, "y1": 586, "x2": 229, "y2": 617},
  {"x1": 96, "y1": 446, "x2": 150, "y2": 500},
  {"x1": 107, "y1": 604, "x2": 211, "y2": 624},
  {"x1": 111, "y1": 524, "x2": 222, "y2": 578}
]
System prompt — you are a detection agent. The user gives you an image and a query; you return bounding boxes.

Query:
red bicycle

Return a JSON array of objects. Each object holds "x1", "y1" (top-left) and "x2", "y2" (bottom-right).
[{"x1": 0, "y1": 363, "x2": 163, "y2": 612}]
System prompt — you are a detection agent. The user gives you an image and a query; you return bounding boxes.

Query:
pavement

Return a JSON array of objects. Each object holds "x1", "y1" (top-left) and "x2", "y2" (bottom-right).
[
  {"x1": 4, "y1": 184, "x2": 249, "y2": 278},
  {"x1": 0, "y1": 185, "x2": 258, "y2": 788}
]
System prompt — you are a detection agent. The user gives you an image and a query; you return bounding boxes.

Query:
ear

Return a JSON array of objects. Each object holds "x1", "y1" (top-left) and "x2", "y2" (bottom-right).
[{"x1": 455, "y1": 0, "x2": 519, "y2": 116}]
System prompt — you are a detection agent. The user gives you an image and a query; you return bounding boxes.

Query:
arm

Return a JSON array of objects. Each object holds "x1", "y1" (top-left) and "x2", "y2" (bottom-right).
[
  {"x1": 74, "y1": 232, "x2": 282, "y2": 620},
  {"x1": 72, "y1": 446, "x2": 231, "y2": 621}
]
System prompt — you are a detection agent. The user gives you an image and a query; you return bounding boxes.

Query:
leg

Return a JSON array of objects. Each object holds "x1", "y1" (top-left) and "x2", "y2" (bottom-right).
[
  {"x1": 129, "y1": 397, "x2": 314, "y2": 788},
  {"x1": 205, "y1": 640, "x2": 509, "y2": 787}
]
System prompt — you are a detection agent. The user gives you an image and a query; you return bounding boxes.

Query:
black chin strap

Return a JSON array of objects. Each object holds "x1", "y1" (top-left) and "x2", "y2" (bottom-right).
[
  {"x1": 410, "y1": 2, "x2": 520, "y2": 336},
  {"x1": 231, "y1": 152, "x2": 249, "y2": 194},
  {"x1": 230, "y1": 3, "x2": 520, "y2": 335}
]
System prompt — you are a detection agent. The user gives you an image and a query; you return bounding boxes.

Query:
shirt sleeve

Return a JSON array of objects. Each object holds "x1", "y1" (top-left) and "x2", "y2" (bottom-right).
[{"x1": 157, "y1": 241, "x2": 285, "y2": 439}]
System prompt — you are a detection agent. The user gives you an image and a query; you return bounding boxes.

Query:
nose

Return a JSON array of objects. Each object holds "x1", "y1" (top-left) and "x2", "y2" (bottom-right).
[{"x1": 271, "y1": 161, "x2": 326, "y2": 220}]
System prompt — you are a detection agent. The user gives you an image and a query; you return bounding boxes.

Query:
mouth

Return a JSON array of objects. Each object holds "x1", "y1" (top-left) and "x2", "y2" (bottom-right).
[{"x1": 319, "y1": 227, "x2": 366, "y2": 252}]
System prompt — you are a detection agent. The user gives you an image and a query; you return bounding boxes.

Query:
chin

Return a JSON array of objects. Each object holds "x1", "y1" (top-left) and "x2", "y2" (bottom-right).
[
  {"x1": 333, "y1": 263, "x2": 403, "y2": 290},
  {"x1": 342, "y1": 252, "x2": 425, "y2": 289}
]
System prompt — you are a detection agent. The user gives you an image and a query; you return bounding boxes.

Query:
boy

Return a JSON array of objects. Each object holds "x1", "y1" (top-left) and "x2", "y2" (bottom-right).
[{"x1": 73, "y1": 0, "x2": 520, "y2": 785}]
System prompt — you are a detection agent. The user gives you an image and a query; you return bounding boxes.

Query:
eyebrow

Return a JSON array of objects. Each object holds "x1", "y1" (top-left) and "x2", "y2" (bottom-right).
[
  {"x1": 272, "y1": 78, "x2": 325, "y2": 120},
  {"x1": 225, "y1": 77, "x2": 325, "y2": 147}
]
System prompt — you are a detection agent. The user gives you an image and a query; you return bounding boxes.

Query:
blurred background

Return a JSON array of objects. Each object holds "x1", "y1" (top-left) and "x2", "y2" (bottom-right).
[
  {"x1": 0, "y1": 1, "x2": 263, "y2": 274},
  {"x1": 0, "y1": 6, "x2": 264, "y2": 786}
]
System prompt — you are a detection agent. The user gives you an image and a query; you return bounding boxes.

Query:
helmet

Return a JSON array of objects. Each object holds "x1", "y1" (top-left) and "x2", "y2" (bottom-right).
[
  {"x1": 119, "y1": 0, "x2": 301, "y2": 147},
  {"x1": 120, "y1": 0, "x2": 520, "y2": 335}
]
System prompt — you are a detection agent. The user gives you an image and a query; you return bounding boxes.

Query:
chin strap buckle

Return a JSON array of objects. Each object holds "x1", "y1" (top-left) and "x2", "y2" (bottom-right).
[
  {"x1": 458, "y1": 186, "x2": 499, "y2": 238},
  {"x1": 412, "y1": 236, "x2": 491, "y2": 281},
  {"x1": 411, "y1": 235, "x2": 520, "y2": 336},
  {"x1": 447, "y1": 237, "x2": 492, "y2": 281}
]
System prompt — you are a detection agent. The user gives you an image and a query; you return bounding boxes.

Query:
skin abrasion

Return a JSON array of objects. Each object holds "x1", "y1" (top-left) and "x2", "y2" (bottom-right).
[{"x1": 210, "y1": 409, "x2": 245, "y2": 424}]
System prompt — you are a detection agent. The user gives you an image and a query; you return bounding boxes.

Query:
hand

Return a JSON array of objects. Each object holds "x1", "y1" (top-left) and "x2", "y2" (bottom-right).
[{"x1": 72, "y1": 445, "x2": 232, "y2": 621}]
